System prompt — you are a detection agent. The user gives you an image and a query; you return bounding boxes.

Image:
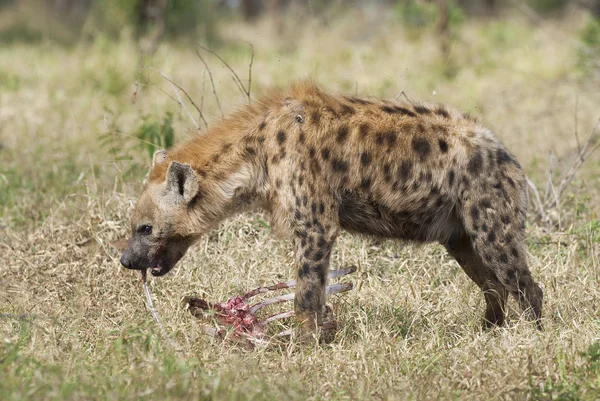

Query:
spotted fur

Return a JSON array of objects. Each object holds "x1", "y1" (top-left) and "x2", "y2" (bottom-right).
[{"x1": 122, "y1": 81, "x2": 543, "y2": 332}]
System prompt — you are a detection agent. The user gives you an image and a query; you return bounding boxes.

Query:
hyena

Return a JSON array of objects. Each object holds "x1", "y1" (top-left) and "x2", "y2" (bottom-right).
[{"x1": 120, "y1": 81, "x2": 543, "y2": 332}]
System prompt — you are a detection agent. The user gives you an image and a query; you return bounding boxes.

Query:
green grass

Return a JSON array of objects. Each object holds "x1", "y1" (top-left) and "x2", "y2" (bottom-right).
[{"x1": 1, "y1": 7, "x2": 600, "y2": 401}]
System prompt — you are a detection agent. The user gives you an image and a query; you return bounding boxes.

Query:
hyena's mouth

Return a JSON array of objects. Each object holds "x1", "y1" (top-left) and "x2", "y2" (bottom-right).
[{"x1": 150, "y1": 266, "x2": 169, "y2": 277}]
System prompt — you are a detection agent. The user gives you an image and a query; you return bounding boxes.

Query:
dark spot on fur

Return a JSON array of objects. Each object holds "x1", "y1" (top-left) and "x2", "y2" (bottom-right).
[
  {"x1": 468, "y1": 151, "x2": 483, "y2": 175},
  {"x1": 303, "y1": 196, "x2": 308, "y2": 207},
  {"x1": 340, "y1": 104, "x2": 355, "y2": 116},
  {"x1": 313, "y1": 250, "x2": 324, "y2": 261},
  {"x1": 298, "y1": 132, "x2": 305, "y2": 144},
  {"x1": 399, "y1": 161, "x2": 413, "y2": 180},
  {"x1": 258, "y1": 121, "x2": 266, "y2": 131},
  {"x1": 324, "y1": 106, "x2": 338, "y2": 118},
  {"x1": 336, "y1": 125, "x2": 349, "y2": 143},
  {"x1": 412, "y1": 138, "x2": 431, "y2": 159},
  {"x1": 297, "y1": 289, "x2": 314, "y2": 311},
  {"x1": 309, "y1": 159, "x2": 322, "y2": 176},
  {"x1": 294, "y1": 229, "x2": 308, "y2": 239},
  {"x1": 448, "y1": 170, "x2": 455, "y2": 186},
  {"x1": 471, "y1": 205, "x2": 480, "y2": 221},
  {"x1": 345, "y1": 96, "x2": 370, "y2": 105},
  {"x1": 385, "y1": 131, "x2": 397, "y2": 147},
  {"x1": 501, "y1": 215, "x2": 511, "y2": 224},
  {"x1": 298, "y1": 263, "x2": 311, "y2": 278},
  {"x1": 511, "y1": 247, "x2": 519, "y2": 258},
  {"x1": 414, "y1": 105, "x2": 432, "y2": 115},
  {"x1": 435, "y1": 106, "x2": 450, "y2": 118},
  {"x1": 298, "y1": 176, "x2": 304, "y2": 186},
  {"x1": 245, "y1": 146, "x2": 256, "y2": 156},
  {"x1": 308, "y1": 147, "x2": 316, "y2": 158},
  {"x1": 360, "y1": 177, "x2": 372, "y2": 190},
  {"x1": 280, "y1": 150, "x2": 287, "y2": 160},
  {"x1": 358, "y1": 123, "x2": 370, "y2": 139},
  {"x1": 331, "y1": 158, "x2": 348, "y2": 173},
  {"x1": 275, "y1": 179, "x2": 282, "y2": 188},
  {"x1": 360, "y1": 152, "x2": 371, "y2": 166},
  {"x1": 507, "y1": 268, "x2": 517, "y2": 280},
  {"x1": 497, "y1": 148, "x2": 519, "y2": 166},
  {"x1": 257, "y1": 135, "x2": 265, "y2": 143},
  {"x1": 499, "y1": 253, "x2": 508, "y2": 264},
  {"x1": 321, "y1": 148, "x2": 330, "y2": 161},
  {"x1": 438, "y1": 139, "x2": 449, "y2": 153},
  {"x1": 295, "y1": 209, "x2": 303, "y2": 220},
  {"x1": 482, "y1": 223, "x2": 488, "y2": 232},
  {"x1": 462, "y1": 113, "x2": 478, "y2": 123},
  {"x1": 311, "y1": 111, "x2": 320, "y2": 124},
  {"x1": 315, "y1": 264, "x2": 327, "y2": 285},
  {"x1": 480, "y1": 199, "x2": 492, "y2": 209},
  {"x1": 487, "y1": 231, "x2": 496, "y2": 242},
  {"x1": 381, "y1": 105, "x2": 417, "y2": 117},
  {"x1": 317, "y1": 237, "x2": 326, "y2": 248},
  {"x1": 277, "y1": 130, "x2": 286, "y2": 145}
]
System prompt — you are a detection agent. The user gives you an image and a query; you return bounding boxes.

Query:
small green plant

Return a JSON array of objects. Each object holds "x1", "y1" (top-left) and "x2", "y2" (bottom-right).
[
  {"x1": 577, "y1": 17, "x2": 600, "y2": 77},
  {"x1": 135, "y1": 111, "x2": 175, "y2": 160},
  {"x1": 395, "y1": 0, "x2": 438, "y2": 31},
  {"x1": 527, "y1": 0, "x2": 569, "y2": 15}
]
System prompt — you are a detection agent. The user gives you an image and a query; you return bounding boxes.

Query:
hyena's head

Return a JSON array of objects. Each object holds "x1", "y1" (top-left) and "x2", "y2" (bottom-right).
[{"x1": 120, "y1": 150, "x2": 202, "y2": 277}]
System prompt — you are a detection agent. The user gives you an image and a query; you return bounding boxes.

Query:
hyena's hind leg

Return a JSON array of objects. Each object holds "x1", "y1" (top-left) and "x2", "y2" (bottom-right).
[
  {"x1": 498, "y1": 241, "x2": 543, "y2": 329},
  {"x1": 462, "y1": 200, "x2": 543, "y2": 329},
  {"x1": 445, "y1": 233, "x2": 509, "y2": 328}
]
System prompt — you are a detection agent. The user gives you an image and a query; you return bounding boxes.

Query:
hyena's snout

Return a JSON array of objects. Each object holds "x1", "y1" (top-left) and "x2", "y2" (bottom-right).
[{"x1": 120, "y1": 248, "x2": 145, "y2": 271}]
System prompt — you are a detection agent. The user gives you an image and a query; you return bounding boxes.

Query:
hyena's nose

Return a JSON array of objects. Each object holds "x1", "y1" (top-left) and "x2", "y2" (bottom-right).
[{"x1": 120, "y1": 250, "x2": 133, "y2": 269}]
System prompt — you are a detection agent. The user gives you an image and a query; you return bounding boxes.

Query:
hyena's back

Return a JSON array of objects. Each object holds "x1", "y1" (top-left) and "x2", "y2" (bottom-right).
[{"x1": 269, "y1": 83, "x2": 542, "y2": 327}]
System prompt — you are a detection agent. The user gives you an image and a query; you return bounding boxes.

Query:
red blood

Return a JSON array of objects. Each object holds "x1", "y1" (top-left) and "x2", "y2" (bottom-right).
[{"x1": 213, "y1": 296, "x2": 259, "y2": 333}]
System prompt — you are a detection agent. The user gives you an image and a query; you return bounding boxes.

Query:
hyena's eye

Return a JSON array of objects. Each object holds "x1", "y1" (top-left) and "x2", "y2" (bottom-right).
[{"x1": 138, "y1": 225, "x2": 153, "y2": 235}]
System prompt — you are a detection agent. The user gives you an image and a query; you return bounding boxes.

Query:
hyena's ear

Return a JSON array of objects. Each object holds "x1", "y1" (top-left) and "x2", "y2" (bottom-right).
[
  {"x1": 164, "y1": 161, "x2": 199, "y2": 204},
  {"x1": 143, "y1": 150, "x2": 168, "y2": 186},
  {"x1": 152, "y1": 149, "x2": 168, "y2": 167}
]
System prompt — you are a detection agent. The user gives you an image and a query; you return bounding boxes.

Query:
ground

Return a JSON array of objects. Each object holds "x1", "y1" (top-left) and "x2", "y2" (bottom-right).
[{"x1": 1, "y1": 7, "x2": 600, "y2": 401}]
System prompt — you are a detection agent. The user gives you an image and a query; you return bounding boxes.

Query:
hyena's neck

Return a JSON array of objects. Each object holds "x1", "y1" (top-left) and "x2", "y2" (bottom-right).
[{"x1": 159, "y1": 112, "x2": 271, "y2": 231}]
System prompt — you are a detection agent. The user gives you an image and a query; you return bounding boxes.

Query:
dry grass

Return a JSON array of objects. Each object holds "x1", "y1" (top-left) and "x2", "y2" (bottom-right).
[{"x1": 1, "y1": 7, "x2": 600, "y2": 400}]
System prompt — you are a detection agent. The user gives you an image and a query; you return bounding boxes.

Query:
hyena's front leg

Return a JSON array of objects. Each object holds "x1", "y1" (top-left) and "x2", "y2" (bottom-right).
[{"x1": 293, "y1": 221, "x2": 338, "y2": 337}]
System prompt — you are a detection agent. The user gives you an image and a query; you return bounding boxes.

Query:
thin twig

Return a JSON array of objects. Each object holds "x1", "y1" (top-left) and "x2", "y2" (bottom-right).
[
  {"x1": 195, "y1": 49, "x2": 224, "y2": 117},
  {"x1": 546, "y1": 119, "x2": 600, "y2": 209},
  {"x1": 197, "y1": 44, "x2": 253, "y2": 104},
  {"x1": 544, "y1": 151, "x2": 555, "y2": 204},
  {"x1": 526, "y1": 177, "x2": 546, "y2": 221},
  {"x1": 393, "y1": 89, "x2": 414, "y2": 104},
  {"x1": 144, "y1": 66, "x2": 207, "y2": 129},
  {"x1": 246, "y1": 42, "x2": 254, "y2": 104},
  {"x1": 574, "y1": 95, "x2": 581, "y2": 154},
  {"x1": 141, "y1": 270, "x2": 183, "y2": 351},
  {"x1": 200, "y1": 68, "x2": 207, "y2": 116}
]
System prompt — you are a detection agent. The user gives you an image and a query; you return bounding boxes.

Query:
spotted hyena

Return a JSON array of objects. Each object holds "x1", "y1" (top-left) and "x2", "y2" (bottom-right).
[{"x1": 120, "y1": 81, "x2": 543, "y2": 333}]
